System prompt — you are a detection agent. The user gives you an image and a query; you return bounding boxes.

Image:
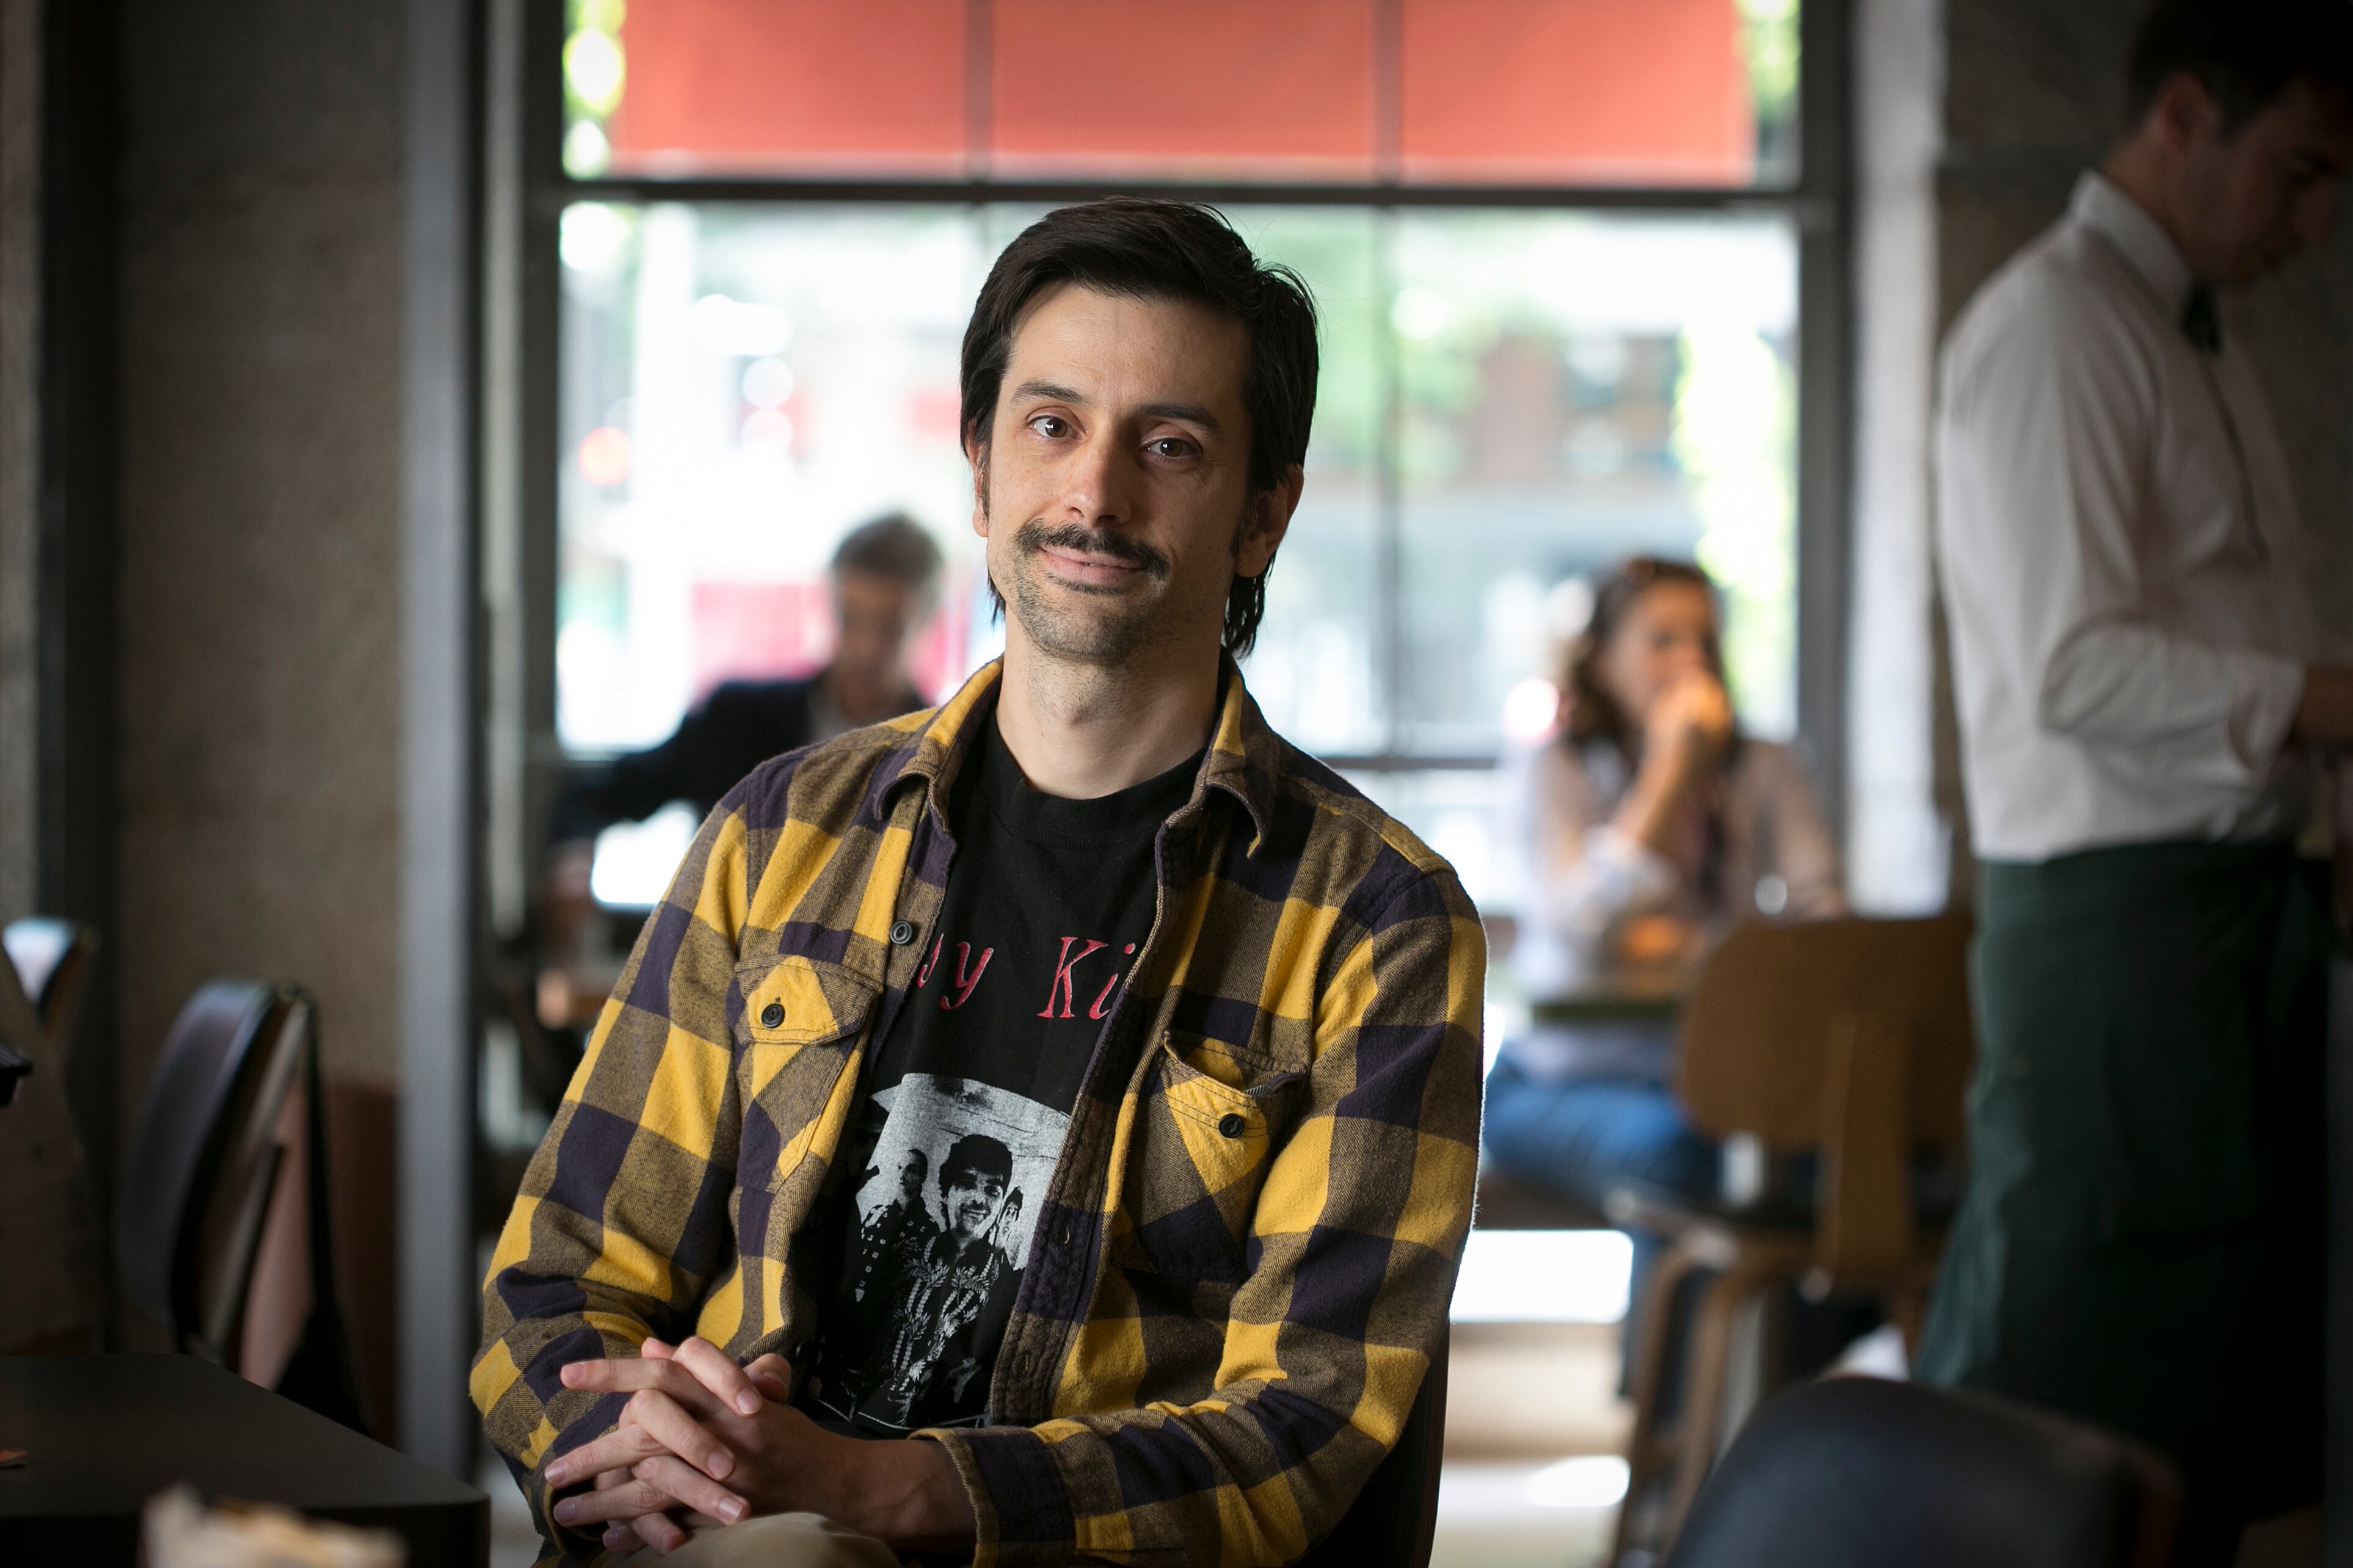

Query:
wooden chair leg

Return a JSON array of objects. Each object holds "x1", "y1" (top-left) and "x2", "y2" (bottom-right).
[
  {"x1": 1612, "y1": 1240, "x2": 1703, "y2": 1564},
  {"x1": 1661, "y1": 1258, "x2": 1780, "y2": 1546}
]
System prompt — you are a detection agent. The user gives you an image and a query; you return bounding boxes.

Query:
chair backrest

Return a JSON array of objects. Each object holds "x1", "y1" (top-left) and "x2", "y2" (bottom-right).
[
  {"x1": 1295, "y1": 1334, "x2": 1450, "y2": 1568},
  {"x1": 1676, "y1": 915, "x2": 1973, "y2": 1151},
  {"x1": 116, "y1": 980, "x2": 315, "y2": 1360},
  {"x1": 1675, "y1": 915, "x2": 1973, "y2": 1287},
  {"x1": 2, "y1": 917, "x2": 100, "y2": 1070},
  {"x1": 1664, "y1": 1377, "x2": 2176, "y2": 1568}
]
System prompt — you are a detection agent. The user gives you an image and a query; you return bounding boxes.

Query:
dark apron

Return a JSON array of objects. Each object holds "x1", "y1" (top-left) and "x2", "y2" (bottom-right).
[{"x1": 1915, "y1": 841, "x2": 2326, "y2": 1563}]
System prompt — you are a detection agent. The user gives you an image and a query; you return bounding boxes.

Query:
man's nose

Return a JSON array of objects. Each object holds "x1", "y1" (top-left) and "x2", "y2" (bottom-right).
[{"x1": 1062, "y1": 430, "x2": 1138, "y2": 526}]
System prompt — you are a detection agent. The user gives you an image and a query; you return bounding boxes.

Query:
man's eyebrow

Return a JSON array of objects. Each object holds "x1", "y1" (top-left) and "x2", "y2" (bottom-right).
[
  {"x1": 1136, "y1": 401, "x2": 1222, "y2": 432},
  {"x1": 1008, "y1": 381, "x2": 1223, "y2": 433}
]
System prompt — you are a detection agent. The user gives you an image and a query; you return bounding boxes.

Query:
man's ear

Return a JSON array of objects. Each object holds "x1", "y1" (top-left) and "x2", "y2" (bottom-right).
[
  {"x1": 966, "y1": 431, "x2": 991, "y2": 539},
  {"x1": 1235, "y1": 463, "x2": 1305, "y2": 578},
  {"x1": 2151, "y1": 70, "x2": 2222, "y2": 157}
]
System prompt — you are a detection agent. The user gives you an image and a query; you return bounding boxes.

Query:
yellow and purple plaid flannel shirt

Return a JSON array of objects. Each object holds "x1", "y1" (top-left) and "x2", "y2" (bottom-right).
[{"x1": 474, "y1": 659, "x2": 1485, "y2": 1567}]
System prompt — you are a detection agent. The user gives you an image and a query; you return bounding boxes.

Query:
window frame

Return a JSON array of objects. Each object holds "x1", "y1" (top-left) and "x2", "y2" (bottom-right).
[{"x1": 498, "y1": 0, "x2": 1850, "y2": 882}]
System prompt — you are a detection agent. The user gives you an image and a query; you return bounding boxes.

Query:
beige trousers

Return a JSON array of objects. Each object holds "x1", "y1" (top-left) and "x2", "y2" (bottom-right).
[{"x1": 598, "y1": 1512, "x2": 902, "y2": 1567}]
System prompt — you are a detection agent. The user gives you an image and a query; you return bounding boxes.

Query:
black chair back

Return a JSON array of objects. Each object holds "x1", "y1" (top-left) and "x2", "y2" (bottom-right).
[
  {"x1": 1665, "y1": 1377, "x2": 2176, "y2": 1568},
  {"x1": 118, "y1": 981, "x2": 303, "y2": 1351},
  {"x1": 115, "y1": 979, "x2": 365, "y2": 1428},
  {"x1": 1294, "y1": 1337, "x2": 1449, "y2": 1568}
]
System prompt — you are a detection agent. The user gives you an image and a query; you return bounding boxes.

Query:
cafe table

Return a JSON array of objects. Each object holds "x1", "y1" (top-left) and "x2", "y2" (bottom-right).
[
  {"x1": 0, "y1": 1355, "x2": 487, "y2": 1564},
  {"x1": 1526, "y1": 960, "x2": 1693, "y2": 1026}
]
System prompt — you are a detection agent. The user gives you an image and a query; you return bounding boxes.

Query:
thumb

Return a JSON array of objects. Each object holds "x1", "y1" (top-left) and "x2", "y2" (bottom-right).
[{"x1": 745, "y1": 1352, "x2": 793, "y2": 1402}]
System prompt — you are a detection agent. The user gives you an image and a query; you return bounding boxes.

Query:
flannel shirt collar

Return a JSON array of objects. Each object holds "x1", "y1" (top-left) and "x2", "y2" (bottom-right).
[{"x1": 885, "y1": 654, "x2": 1284, "y2": 853}]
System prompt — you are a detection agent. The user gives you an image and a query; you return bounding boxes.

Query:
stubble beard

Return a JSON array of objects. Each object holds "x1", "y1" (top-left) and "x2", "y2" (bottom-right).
[{"x1": 984, "y1": 482, "x2": 1243, "y2": 671}]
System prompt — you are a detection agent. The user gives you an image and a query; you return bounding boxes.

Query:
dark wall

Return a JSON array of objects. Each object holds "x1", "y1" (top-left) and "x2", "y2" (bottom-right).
[{"x1": 114, "y1": 0, "x2": 407, "y2": 1098}]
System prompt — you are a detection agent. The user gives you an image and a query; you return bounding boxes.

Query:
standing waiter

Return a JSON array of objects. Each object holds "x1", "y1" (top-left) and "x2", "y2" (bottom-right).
[{"x1": 1923, "y1": 2, "x2": 2353, "y2": 1561}]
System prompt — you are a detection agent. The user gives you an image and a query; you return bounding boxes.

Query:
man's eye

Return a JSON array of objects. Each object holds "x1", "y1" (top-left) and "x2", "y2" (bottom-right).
[
  {"x1": 1147, "y1": 438, "x2": 1196, "y2": 459},
  {"x1": 1030, "y1": 414, "x2": 1069, "y2": 437}
]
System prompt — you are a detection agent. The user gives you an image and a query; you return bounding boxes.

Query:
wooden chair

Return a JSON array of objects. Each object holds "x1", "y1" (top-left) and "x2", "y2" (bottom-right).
[
  {"x1": 2, "y1": 916, "x2": 101, "y2": 1075},
  {"x1": 1610, "y1": 914, "x2": 1974, "y2": 1562},
  {"x1": 116, "y1": 979, "x2": 366, "y2": 1428}
]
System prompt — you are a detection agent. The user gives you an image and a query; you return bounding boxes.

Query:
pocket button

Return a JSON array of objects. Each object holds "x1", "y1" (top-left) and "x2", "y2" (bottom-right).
[
  {"x1": 889, "y1": 920, "x2": 917, "y2": 946},
  {"x1": 760, "y1": 1001, "x2": 786, "y2": 1029},
  {"x1": 1217, "y1": 1112, "x2": 1246, "y2": 1139}
]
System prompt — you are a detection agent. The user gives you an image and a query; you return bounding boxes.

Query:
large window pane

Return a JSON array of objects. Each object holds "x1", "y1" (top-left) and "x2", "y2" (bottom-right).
[
  {"x1": 1223, "y1": 209, "x2": 1386, "y2": 756},
  {"x1": 556, "y1": 203, "x2": 993, "y2": 754},
  {"x1": 1389, "y1": 210, "x2": 1798, "y2": 752},
  {"x1": 567, "y1": 0, "x2": 1798, "y2": 189},
  {"x1": 556, "y1": 203, "x2": 1388, "y2": 762}
]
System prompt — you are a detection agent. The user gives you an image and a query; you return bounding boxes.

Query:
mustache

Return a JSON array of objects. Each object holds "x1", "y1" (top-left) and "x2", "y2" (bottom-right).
[{"x1": 1013, "y1": 520, "x2": 1171, "y2": 580}]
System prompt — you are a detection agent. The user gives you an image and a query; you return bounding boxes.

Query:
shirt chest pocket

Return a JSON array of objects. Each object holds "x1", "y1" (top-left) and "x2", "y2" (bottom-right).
[
  {"x1": 1111, "y1": 1034, "x2": 1299, "y2": 1283},
  {"x1": 735, "y1": 955, "x2": 879, "y2": 1191}
]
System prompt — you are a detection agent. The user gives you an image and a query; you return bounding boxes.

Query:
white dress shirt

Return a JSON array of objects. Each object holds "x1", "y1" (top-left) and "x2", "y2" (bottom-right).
[{"x1": 1935, "y1": 172, "x2": 2315, "y2": 862}]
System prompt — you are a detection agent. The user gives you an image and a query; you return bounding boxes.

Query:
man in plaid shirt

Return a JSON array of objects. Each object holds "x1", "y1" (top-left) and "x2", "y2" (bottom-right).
[{"x1": 475, "y1": 198, "x2": 1485, "y2": 1567}]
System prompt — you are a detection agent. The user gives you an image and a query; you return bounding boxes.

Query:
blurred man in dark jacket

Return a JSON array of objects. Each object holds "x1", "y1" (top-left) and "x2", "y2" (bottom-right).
[{"x1": 545, "y1": 514, "x2": 944, "y2": 941}]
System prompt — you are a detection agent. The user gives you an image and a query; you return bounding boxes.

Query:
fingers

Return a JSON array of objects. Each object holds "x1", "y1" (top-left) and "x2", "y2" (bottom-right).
[
  {"x1": 559, "y1": 1354, "x2": 735, "y2": 1420},
  {"x1": 553, "y1": 1475, "x2": 678, "y2": 1527},
  {"x1": 544, "y1": 1421, "x2": 668, "y2": 1487},
  {"x1": 632, "y1": 1453, "x2": 749, "y2": 1526},
  {"x1": 621, "y1": 1388, "x2": 738, "y2": 1481},
  {"x1": 744, "y1": 1352, "x2": 791, "y2": 1403},
  {"x1": 635, "y1": 1512, "x2": 689, "y2": 1554},
  {"x1": 671, "y1": 1335, "x2": 764, "y2": 1418}
]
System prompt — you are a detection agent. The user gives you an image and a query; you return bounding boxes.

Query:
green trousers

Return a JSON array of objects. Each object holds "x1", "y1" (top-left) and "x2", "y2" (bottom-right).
[{"x1": 1915, "y1": 842, "x2": 2326, "y2": 1566}]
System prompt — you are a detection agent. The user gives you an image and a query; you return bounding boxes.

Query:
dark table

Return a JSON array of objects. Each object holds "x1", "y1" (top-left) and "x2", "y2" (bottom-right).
[
  {"x1": 0, "y1": 1354, "x2": 487, "y2": 1564},
  {"x1": 1527, "y1": 962, "x2": 1692, "y2": 1026}
]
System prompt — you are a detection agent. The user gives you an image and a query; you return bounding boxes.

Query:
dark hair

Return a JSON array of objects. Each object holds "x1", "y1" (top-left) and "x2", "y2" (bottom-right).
[
  {"x1": 939, "y1": 1133, "x2": 1013, "y2": 1189},
  {"x1": 1560, "y1": 556, "x2": 1725, "y2": 754},
  {"x1": 832, "y1": 512, "x2": 944, "y2": 602},
  {"x1": 959, "y1": 198, "x2": 1319, "y2": 659},
  {"x1": 2127, "y1": 0, "x2": 2353, "y2": 131}
]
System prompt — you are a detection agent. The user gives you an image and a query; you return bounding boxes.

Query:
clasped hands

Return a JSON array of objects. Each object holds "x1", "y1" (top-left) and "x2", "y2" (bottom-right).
[{"x1": 541, "y1": 1335, "x2": 819, "y2": 1555}]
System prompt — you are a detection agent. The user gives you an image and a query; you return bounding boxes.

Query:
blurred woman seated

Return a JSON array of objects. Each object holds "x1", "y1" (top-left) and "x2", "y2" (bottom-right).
[{"x1": 1486, "y1": 557, "x2": 1843, "y2": 1288}]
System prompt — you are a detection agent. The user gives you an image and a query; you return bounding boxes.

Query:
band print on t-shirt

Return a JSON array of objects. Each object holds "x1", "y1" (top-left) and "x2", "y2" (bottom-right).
[
  {"x1": 914, "y1": 932, "x2": 1141, "y2": 1020},
  {"x1": 813, "y1": 1073, "x2": 1067, "y2": 1432}
]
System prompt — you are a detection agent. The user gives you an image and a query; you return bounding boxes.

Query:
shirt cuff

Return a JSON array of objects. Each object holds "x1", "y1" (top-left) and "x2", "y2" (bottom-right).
[
  {"x1": 2224, "y1": 647, "x2": 2306, "y2": 778},
  {"x1": 919, "y1": 1425, "x2": 1073, "y2": 1568},
  {"x1": 1584, "y1": 826, "x2": 1681, "y2": 913}
]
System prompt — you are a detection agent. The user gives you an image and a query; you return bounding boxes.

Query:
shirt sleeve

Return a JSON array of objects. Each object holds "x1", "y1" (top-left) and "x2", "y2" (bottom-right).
[
  {"x1": 1944, "y1": 286, "x2": 2305, "y2": 786},
  {"x1": 471, "y1": 794, "x2": 751, "y2": 1556},
  {"x1": 920, "y1": 866, "x2": 1488, "y2": 1568},
  {"x1": 1523, "y1": 745, "x2": 1679, "y2": 977}
]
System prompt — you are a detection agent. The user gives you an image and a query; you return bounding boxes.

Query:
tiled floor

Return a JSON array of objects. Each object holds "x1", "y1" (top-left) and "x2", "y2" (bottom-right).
[{"x1": 1432, "y1": 1320, "x2": 1631, "y2": 1568}]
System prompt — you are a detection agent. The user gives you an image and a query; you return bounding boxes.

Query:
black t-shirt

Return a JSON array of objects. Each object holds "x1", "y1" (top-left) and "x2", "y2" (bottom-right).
[{"x1": 799, "y1": 714, "x2": 1198, "y2": 1436}]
